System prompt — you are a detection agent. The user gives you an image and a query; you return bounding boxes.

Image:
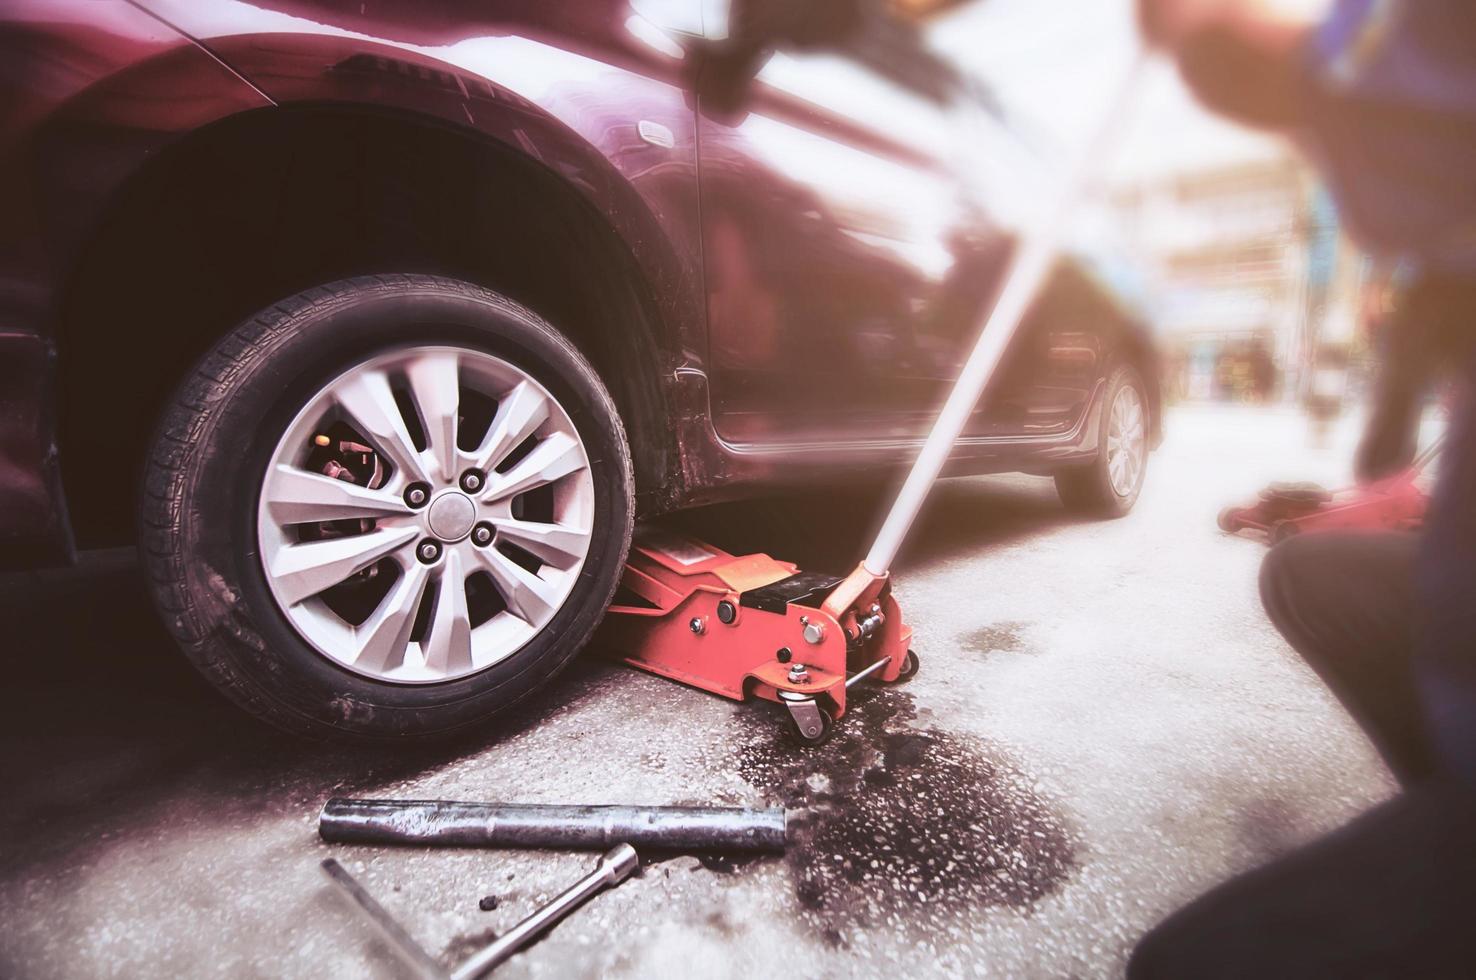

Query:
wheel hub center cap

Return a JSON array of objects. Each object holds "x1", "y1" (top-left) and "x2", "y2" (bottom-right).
[{"x1": 426, "y1": 490, "x2": 477, "y2": 541}]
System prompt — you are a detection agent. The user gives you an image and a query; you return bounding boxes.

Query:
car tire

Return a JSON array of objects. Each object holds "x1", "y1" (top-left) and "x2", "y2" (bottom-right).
[
  {"x1": 1054, "y1": 363, "x2": 1149, "y2": 519},
  {"x1": 139, "y1": 274, "x2": 633, "y2": 741}
]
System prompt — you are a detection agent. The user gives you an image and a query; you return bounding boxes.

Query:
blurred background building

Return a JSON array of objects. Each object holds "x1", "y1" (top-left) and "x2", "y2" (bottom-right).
[
  {"x1": 936, "y1": 0, "x2": 1377, "y2": 413},
  {"x1": 1108, "y1": 152, "x2": 1371, "y2": 406}
]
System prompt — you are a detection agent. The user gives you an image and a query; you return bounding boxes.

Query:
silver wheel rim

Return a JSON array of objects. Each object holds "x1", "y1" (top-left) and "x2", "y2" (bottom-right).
[
  {"x1": 1106, "y1": 383, "x2": 1145, "y2": 498},
  {"x1": 256, "y1": 345, "x2": 595, "y2": 684}
]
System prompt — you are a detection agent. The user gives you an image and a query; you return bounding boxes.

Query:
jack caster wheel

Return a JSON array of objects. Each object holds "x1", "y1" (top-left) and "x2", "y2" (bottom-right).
[
  {"x1": 1269, "y1": 520, "x2": 1301, "y2": 546},
  {"x1": 895, "y1": 649, "x2": 920, "y2": 683},
  {"x1": 785, "y1": 702, "x2": 834, "y2": 747}
]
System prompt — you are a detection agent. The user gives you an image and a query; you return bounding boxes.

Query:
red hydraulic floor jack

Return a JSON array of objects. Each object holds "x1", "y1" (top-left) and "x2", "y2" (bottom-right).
[
  {"x1": 600, "y1": 529, "x2": 916, "y2": 744},
  {"x1": 1217, "y1": 439, "x2": 1439, "y2": 545},
  {"x1": 598, "y1": 59, "x2": 1150, "y2": 744}
]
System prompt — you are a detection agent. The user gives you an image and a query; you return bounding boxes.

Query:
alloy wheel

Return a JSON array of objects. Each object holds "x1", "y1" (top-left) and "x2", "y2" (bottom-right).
[
  {"x1": 1106, "y1": 383, "x2": 1145, "y2": 498},
  {"x1": 256, "y1": 345, "x2": 595, "y2": 684}
]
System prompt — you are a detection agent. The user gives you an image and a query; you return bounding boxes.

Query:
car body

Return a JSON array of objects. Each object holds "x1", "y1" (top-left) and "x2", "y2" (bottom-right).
[
  {"x1": 0, "y1": 1, "x2": 1160, "y2": 738},
  {"x1": 1, "y1": 0, "x2": 1159, "y2": 569}
]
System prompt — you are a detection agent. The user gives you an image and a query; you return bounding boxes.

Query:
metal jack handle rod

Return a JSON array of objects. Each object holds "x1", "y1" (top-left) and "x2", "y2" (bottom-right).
[
  {"x1": 319, "y1": 798, "x2": 788, "y2": 852},
  {"x1": 863, "y1": 51, "x2": 1151, "y2": 577}
]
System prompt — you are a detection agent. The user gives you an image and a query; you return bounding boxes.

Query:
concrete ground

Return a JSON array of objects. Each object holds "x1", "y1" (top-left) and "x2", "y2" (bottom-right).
[{"x1": 0, "y1": 405, "x2": 1397, "y2": 979}]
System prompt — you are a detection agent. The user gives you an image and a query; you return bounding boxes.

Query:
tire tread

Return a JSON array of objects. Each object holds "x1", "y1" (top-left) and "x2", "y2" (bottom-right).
[{"x1": 138, "y1": 274, "x2": 633, "y2": 742}]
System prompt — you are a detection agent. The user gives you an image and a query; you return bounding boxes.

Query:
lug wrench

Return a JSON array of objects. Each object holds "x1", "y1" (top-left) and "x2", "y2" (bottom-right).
[
  {"x1": 321, "y1": 843, "x2": 639, "y2": 978},
  {"x1": 450, "y1": 843, "x2": 638, "y2": 979}
]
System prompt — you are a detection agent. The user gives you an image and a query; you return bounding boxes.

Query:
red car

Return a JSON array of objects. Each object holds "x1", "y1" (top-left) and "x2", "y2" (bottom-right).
[{"x1": 0, "y1": 0, "x2": 1159, "y2": 738}]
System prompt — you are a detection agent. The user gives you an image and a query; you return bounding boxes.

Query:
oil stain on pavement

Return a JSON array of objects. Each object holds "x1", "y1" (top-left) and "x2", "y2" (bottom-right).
[
  {"x1": 734, "y1": 689, "x2": 1073, "y2": 942},
  {"x1": 960, "y1": 621, "x2": 1029, "y2": 657}
]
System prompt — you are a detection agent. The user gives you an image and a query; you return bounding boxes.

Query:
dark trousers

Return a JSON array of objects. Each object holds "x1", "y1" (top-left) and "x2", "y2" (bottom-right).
[
  {"x1": 1128, "y1": 531, "x2": 1476, "y2": 979},
  {"x1": 1262, "y1": 531, "x2": 1432, "y2": 785}
]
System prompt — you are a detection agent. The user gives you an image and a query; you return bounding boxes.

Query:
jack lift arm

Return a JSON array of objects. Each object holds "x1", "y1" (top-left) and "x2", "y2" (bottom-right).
[{"x1": 601, "y1": 56, "x2": 1150, "y2": 745}]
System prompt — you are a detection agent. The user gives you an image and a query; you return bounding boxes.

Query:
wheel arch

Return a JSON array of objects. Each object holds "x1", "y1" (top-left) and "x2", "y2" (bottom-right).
[{"x1": 55, "y1": 102, "x2": 680, "y2": 546}]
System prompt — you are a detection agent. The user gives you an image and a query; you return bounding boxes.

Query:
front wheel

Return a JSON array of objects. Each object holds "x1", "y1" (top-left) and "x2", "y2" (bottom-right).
[
  {"x1": 1055, "y1": 364, "x2": 1150, "y2": 519},
  {"x1": 140, "y1": 275, "x2": 634, "y2": 740}
]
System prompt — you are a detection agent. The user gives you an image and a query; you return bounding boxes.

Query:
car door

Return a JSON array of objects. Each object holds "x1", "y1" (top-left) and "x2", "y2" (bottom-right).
[
  {"x1": 696, "y1": 35, "x2": 980, "y2": 449},
  {"x1": 691, "y1": 7, "x2": 1102, "y2": 453}
]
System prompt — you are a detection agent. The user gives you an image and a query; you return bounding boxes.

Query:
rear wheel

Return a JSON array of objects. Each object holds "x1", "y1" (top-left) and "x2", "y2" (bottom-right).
[
  {"x1": 140, "y1": 275, "x2": 633, "y2": 740},
  {"x1": 1056, "y1": 364, "x2": 1149, "y2": 518}
]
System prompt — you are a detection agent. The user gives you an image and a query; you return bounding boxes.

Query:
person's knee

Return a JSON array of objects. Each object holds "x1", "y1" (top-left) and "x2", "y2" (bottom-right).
[
  {"x1": 1127, "y1": 901, "x2": 1221, "y2": 980},
  {"x1": 1125, "y1": 923, "x2": 1174, "y2": 980},
  {"x1": 1259, "y1": 530, "x2": 1417, "y2": 671},
  {"x1": 1258, "y1": 533, "x2": 1321, "y2": 635}
]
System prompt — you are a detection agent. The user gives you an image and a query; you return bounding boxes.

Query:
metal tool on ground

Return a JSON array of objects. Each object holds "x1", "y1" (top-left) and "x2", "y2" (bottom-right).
[
  {"x1": 598, "y1": 53, "x2": 1153, "y2": 745},
  {"x1": 319, "y1": 799, "x2": 788, "y2": 853},
  {"x1": 448, "y1": 843, "x2": 638, "y2": 979},
  {"x1": 321, "y1": 857, "x2": 446, "y2": 980},
  {"x1": 320, "y1": 844, "x2": 639, "y2": 979},
  {"x1": 1218, "y1": 439, "x2": 1439, "y2": 544}
]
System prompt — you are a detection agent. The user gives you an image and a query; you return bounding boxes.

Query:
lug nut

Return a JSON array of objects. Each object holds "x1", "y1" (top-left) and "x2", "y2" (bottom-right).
[
  {"x1": 776, "y1": 647, "x2": 793, "y2": 663},
  {"x1": 404, "y1": 483, "x2": 431, "y2": 508},
  {"x1": 787, "y1": 663, "x2": 812, "y2": 685},
  {"x1": 802, "y1": 619, "x2": 826, "y2": 645},
  {"x1": 460, "y1": 470, "x2": 484, "y2": 493},
  {"x1": 417, "y1": 540, "x2": 442, "y2": 564},
  {"x1": 689, "y1": 617, "x2": 706, "y2": 635},
  {"x1": 471, "y1": 523, "x2": 494, "y2": 547}
]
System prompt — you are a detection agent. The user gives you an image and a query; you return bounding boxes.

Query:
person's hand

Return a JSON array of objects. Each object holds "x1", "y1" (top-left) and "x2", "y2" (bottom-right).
[
  {"x1": 1139, "y1": 0, "x2": 1233, "y2": 49},
  {"x1": 1140, "y1": 0, "x2": 1329, "y2": 50},
  {"x1": 1138, "y1": 0, "x2": 1331, "y2": 127}
]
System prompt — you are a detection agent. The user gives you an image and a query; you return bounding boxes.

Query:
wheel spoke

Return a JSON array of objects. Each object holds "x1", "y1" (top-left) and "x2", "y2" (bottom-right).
[
  {"x1": 471, "y1": 381, "x2": 550, "y2": 474},
  {"x1": 480, "y1": 432, "x2": 585, "y2": 503},
  {"x1": 473, "y1": 546, "x2": 560, "y2": 625},
  {"x1": 422, "y1": 550, "x2": 474, "y2": 674},
  {"x1": 353, "y1": 562, "x2": 430, "y2": 674},
  {"x1": 332, "y1": 370, "x2": 431, "y2": 485},
  {"x1": 403, "y1": 351, "x2": 461, "y2": 484},
  {"x1": 263, "y1": 465, "x2": 410, "y2": 526},
  {"x1": 490, "y1": 518, "x2": 590, "y2": 570},
  {"x1": 268, "y1": 525, "x2": 419, "y2": 606}
]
